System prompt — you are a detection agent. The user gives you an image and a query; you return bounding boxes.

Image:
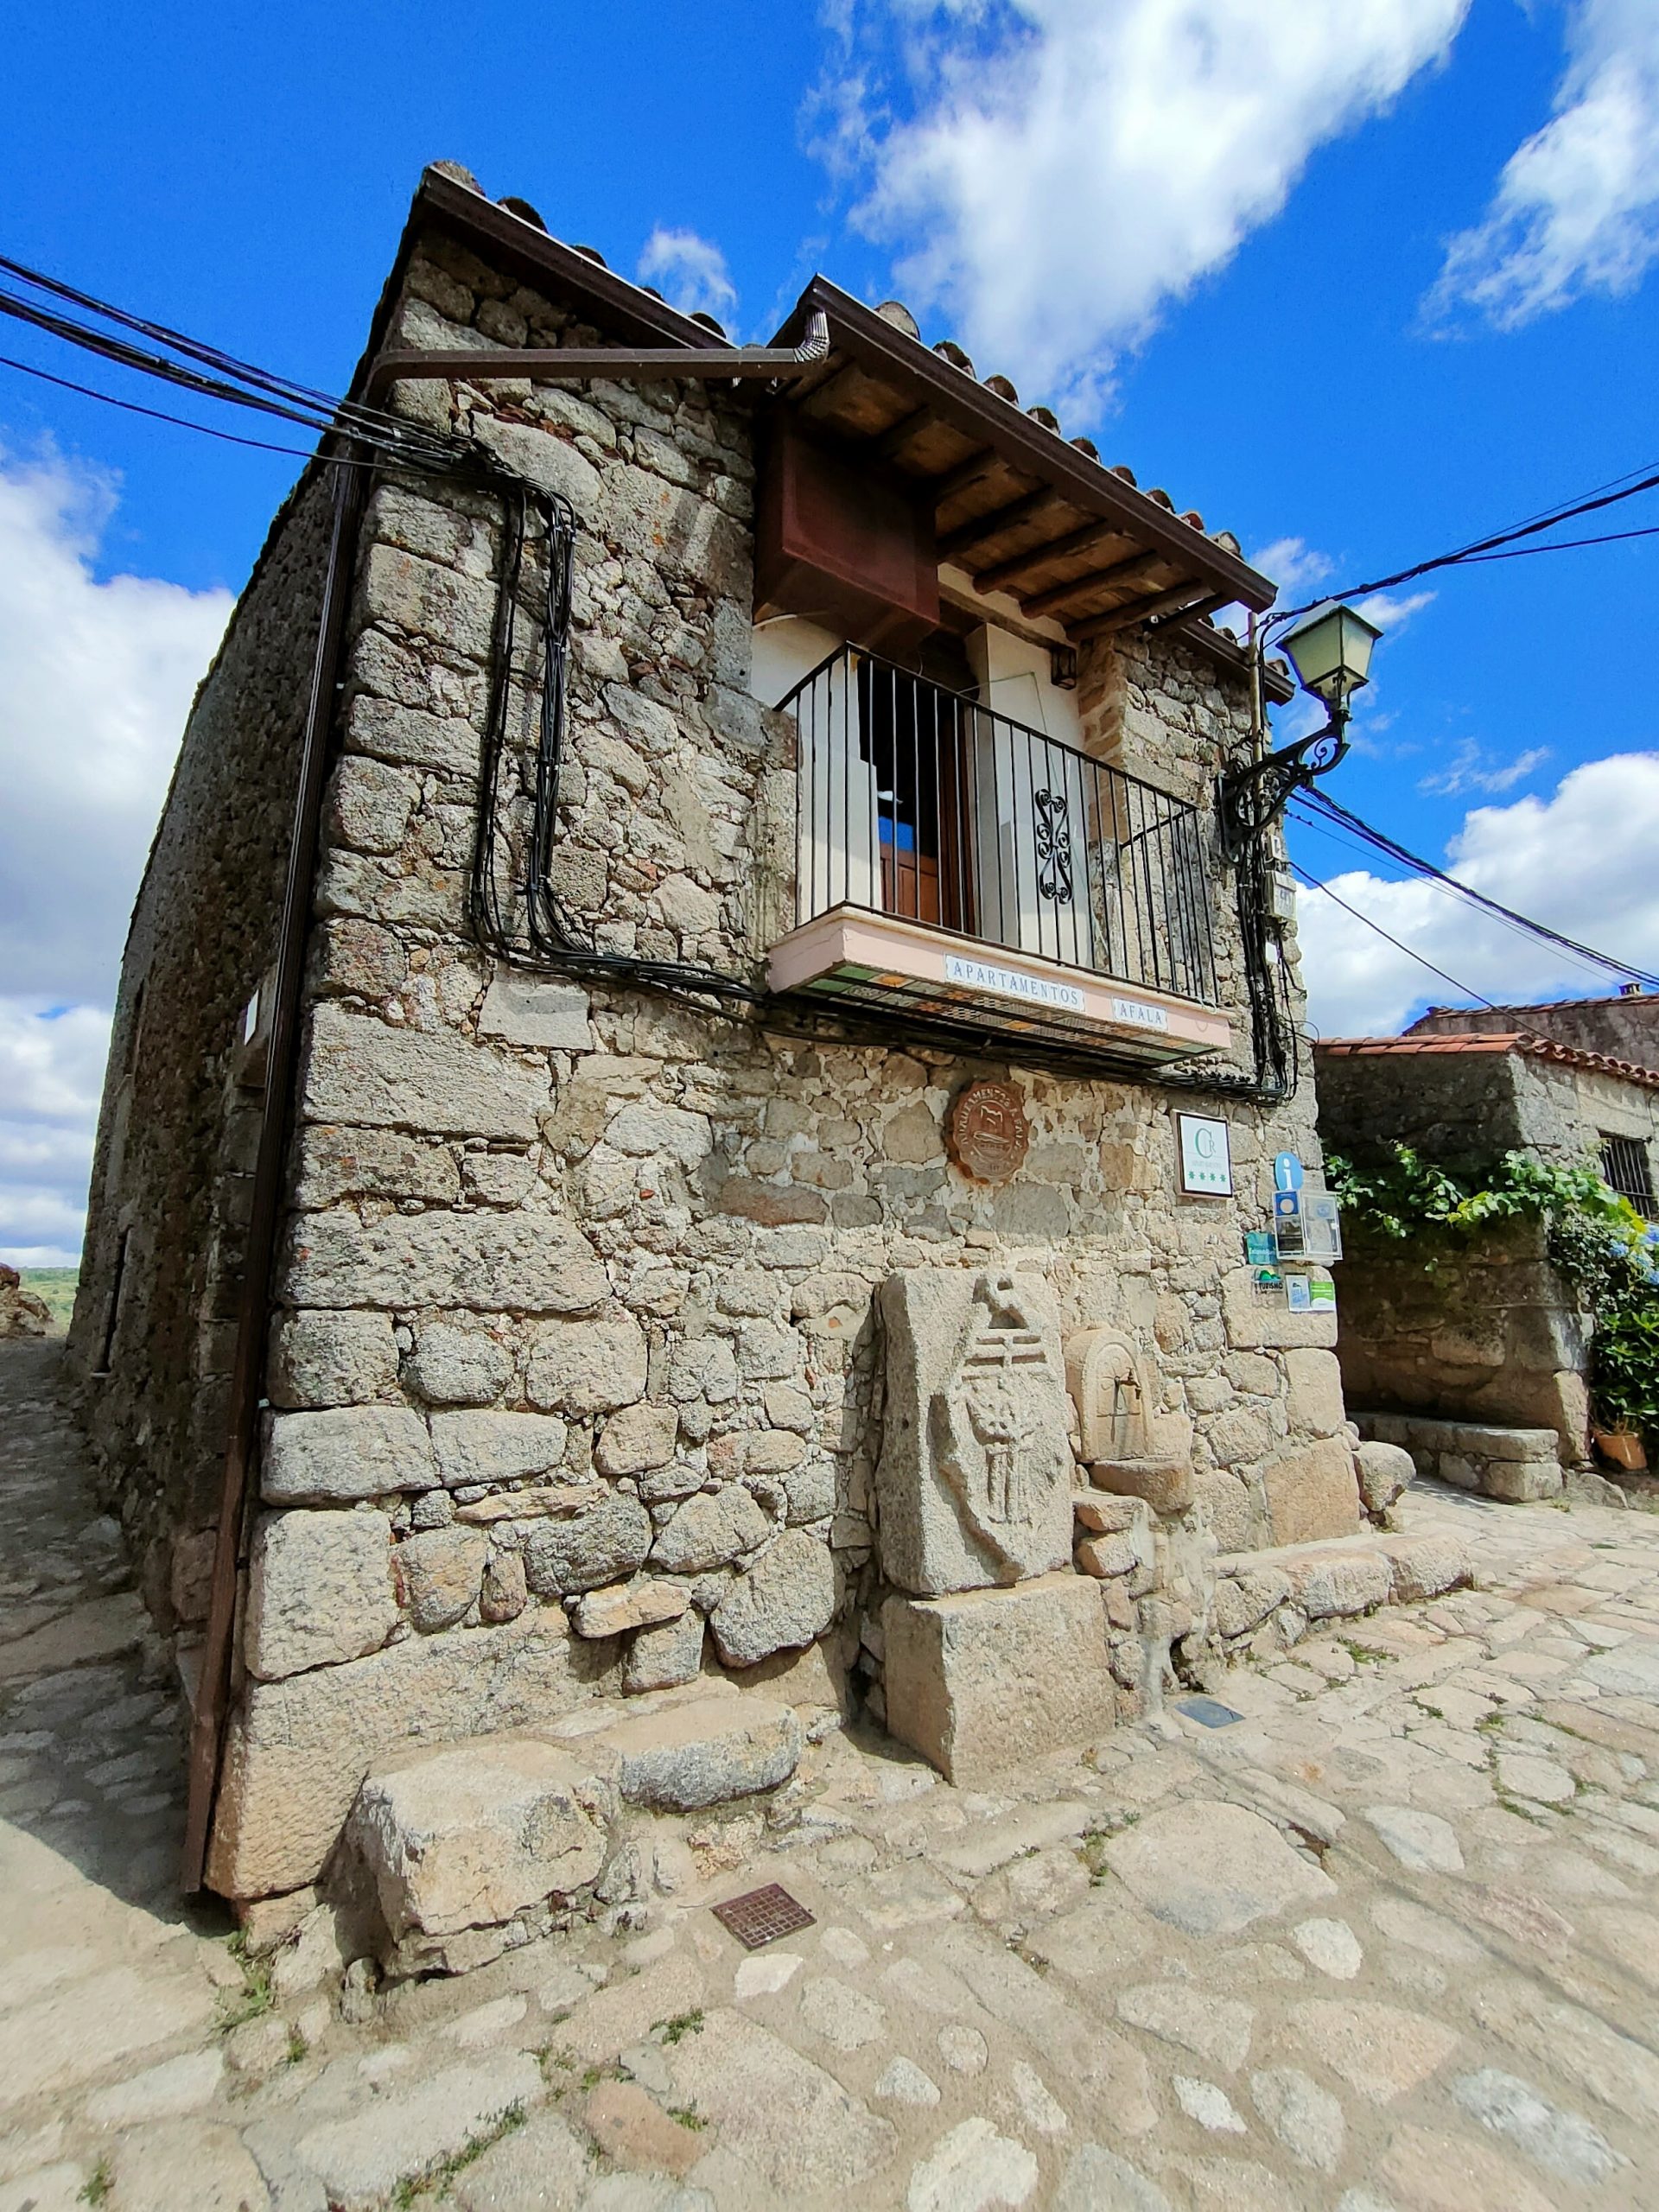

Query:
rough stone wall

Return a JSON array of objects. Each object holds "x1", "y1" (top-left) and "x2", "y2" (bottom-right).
[
  {"x1": 1076, "y1": 626, "x2": 1274, "y2": 1081},
  {"x1": 67, "y1": 474, "x2": 338, "y2": 1631},
  {"x1": 1315, "y1": 1047, "x2": 1591, "y2": 1450},
  {"x1": 208, "y1": 225, "x2": 1356, "y2": 1900}
]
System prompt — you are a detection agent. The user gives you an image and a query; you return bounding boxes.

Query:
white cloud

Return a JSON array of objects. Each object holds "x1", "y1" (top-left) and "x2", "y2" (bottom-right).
[
  {"x1": 1432, "y1": 0, "x2": 1659, "y2": 327},
  {"x1": 1418, "y1": 739, "x2": 1551, "y2": 797},
  {"x1": 0, "y1": 450, "x2": 230, "y2": 1265},
  {"x1": 1253, "y1": 538, "x2": 1335, "y2": 602},
  {"x1": 637, "y1": 227, "x2": 740, "y2": 326},
  {"x1": 0, "y1": 999, "x2": 111, "y2": 1266},
  {"x1": 1295, "y1": 750, "x2": 1659, "y2": 1036},
  {"x1": 1353, "y1": 588, "x2": 1435, "y2": 633},
  {"x1": 837, "y1": 0, "x2": 1471, "y2": 408}
]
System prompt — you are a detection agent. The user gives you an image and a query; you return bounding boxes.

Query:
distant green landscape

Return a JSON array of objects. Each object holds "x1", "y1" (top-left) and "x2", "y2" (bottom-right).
[{"x1": 19, "y1": 1269, "x2": 78, "y2": 1332}]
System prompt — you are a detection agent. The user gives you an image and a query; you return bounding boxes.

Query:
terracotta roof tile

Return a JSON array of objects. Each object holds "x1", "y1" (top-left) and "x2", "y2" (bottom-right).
[
  {"x1": 1315, "y1": 1031, "x2": 1659, "y2": 1092},
  {"x1": 1412, "y1": 992, "x2": 1654, "y2": 1022}
]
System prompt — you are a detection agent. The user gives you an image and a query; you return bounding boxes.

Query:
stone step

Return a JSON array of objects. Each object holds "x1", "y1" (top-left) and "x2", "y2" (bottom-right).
[
  {"x1": 579, "y1": 1694, "x2": 802, "y2": 1815},
  {"x1": 346, "y1": 1694, "x2": 804, "y2": 1975},
  {"x1": 1211, "y1": 1527, "x2": 1471, "y2": 1649},
  {"x1": 1356, "y1": 1408, "x2": 1565, "y2": 1503}
]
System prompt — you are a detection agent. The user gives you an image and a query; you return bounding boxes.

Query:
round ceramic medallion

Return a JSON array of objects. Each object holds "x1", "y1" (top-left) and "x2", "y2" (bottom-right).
[{"x1": 946, "y1": 1080, "x2": 1030, "y2": 1183}]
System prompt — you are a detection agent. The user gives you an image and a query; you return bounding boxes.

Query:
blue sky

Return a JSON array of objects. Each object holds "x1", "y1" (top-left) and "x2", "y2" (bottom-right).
[{"x1": 3, "y1": 0, "x2": 1657, "y2": 1261}]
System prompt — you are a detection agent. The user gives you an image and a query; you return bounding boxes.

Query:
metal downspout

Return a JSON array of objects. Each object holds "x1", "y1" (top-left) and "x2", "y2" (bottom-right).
[
  {"x1": 182, "y1": 454, "x2": 367, "y2": 1892},
  {"x1": 362, "y1": 308, "x2": 831, "y2": 404}
]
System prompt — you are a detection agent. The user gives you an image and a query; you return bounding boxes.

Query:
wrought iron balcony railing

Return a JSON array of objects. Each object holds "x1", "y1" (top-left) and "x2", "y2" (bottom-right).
[{"x1": 779, "y1": 645, "x2": 1219, "y2": 1008}]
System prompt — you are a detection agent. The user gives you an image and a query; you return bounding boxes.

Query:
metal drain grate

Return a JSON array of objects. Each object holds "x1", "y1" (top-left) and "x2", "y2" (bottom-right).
[
  {"x1": 1174, "y1": 1694, "x2": 1244, "y2": 1729},
  {"x1": 712, "y1": 1883, "x2": 817, "y2": 1949}
]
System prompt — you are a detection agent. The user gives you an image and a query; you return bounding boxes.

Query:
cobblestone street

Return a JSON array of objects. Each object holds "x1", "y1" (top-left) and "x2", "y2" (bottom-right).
[{"x1": 4, "y1": 1335, "x2": 1659, "y2": 2211}]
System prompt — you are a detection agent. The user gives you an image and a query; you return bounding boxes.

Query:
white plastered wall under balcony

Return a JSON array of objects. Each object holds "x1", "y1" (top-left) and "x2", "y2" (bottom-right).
[
  {"x1": 751, "y1": 614, "x2": 842, "y2": 712},
  {"x1": 963, "y1": 624, "x2": 1084, "y2": 749},
  {"x1": 965, "y1": 624, "x2": 1091, "y2": 969}
]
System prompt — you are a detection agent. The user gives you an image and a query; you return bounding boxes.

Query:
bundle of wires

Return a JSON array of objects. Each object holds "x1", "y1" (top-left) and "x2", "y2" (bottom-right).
[
  {"x1": 0, "y1": 249, "x2": 469, "y2": 472},
  {"x1": 1285, "y1": 785, "x2": 1659, "y2": 1016}
]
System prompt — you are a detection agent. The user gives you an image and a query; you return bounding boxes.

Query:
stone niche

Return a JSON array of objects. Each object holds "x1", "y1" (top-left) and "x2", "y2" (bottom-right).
[
  {"x1": 1065, "y1": 1327, "x2": 1195, "y2": 1516},
  {"x1": 875, "y1": 1269, "x2": 1115, "y2": 1781}
]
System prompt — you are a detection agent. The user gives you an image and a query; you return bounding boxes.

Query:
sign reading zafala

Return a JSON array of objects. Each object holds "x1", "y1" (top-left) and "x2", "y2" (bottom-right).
[{"x1": 1177, "y1": 1113, "x2": 1233, "y2": 1197}]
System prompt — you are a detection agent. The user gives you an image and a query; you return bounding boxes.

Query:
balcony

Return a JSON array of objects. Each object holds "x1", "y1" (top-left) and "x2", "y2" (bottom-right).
[{"x1": 767, "y1": 645, "x2": 1232, "y2": 1065}]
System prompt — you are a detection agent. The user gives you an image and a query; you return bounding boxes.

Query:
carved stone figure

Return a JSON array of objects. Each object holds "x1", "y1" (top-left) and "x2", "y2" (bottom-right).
[{"x1": 877, "y1": 1269, "x2": 1074, "y2": 1595}]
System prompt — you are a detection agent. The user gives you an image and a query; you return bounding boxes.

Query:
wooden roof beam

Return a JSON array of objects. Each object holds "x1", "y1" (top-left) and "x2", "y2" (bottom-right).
[
  {"x1": 775, "y1": 279, "x2": 1277, "y2": 613},
  {"x1": 1020, "y1": 550, "x2": 1164, "y2": 620},
  {"x1": 930, "y1": 446, "x2": 1001, "y2": 509},
  {"x1": 1072, "y1": 581, "x2": 1214, "y2": 643},
  {"x1": 873, "y1": 403, "x2": 937, "y2": 462},
  {"x1": 976, "y1": 516, "x2": 1130, "y2": 596},
  {"x1": 938, "y1": 486, "x2": 1065, "y2": 563}
]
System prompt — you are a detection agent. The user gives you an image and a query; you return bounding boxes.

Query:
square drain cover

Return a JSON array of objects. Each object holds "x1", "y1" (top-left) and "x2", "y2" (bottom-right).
[
  {"x1": 712, "y1": 1883, "x2": 816, "y2": 1949},
  {"x1": 1175, "y1": 1695, "x2": 1244, "y2": 1729}
]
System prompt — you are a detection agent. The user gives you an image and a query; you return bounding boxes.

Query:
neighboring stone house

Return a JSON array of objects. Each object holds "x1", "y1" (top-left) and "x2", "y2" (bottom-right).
[
  {"x1": 71, "y1": 161, "x2": 1397, "y2": 1942},
  {"x1": 1409, "y1": 986, "x2": 1659, "y2": 1082},
  {"x1": 1316, "y1": 1028, "x2": 1659, "y2": 1488}
]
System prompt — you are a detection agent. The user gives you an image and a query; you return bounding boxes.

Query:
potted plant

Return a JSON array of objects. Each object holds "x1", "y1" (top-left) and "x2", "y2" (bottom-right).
[
  {"x1": 1591, "y1": 1413, "x2": 1649, "y2": 1472},
  {"x1": 1590, "y1": 1297, "x2": 1659, "y2": 1472}
]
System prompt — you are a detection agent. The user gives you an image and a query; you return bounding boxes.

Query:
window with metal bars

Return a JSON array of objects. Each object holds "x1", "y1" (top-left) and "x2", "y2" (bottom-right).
[{"x1": 1599, "y1": 1134, "x2": 1657, "y2": 1217}]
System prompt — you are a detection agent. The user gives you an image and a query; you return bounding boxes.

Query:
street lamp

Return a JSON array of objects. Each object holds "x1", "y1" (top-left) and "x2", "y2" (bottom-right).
[
  {"x1": 1280, "y1": 602, "x2": 1382, "y2": 712},
  {"x1": 1217, "y1": 601, "x2": 1382, "y2": 861}
]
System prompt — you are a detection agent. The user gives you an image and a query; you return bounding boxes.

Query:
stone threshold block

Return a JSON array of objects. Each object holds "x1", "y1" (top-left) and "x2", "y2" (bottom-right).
[
  {"x1": 347, "y1": 1694, "x2": 804, "y2": 1974},
  {"x1": 1216, "y1": 1526, "x2": 1471, "y2": 1627},
  {"x1": 882, "y1": 1572, "x2": 1113, "y2": 1785},
  {"x1": 1357, "y1": 1410, "x2": 1564, "y2": 1503},
  {"x1": 348, "y1": 1737, "x2": 610, "y2": 1967}
]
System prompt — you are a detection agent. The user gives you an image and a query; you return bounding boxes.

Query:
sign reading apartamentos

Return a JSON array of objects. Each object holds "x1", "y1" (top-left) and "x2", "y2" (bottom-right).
[{"x1": 943, "y1": 955, "x2": 1086, "y2": 1011}]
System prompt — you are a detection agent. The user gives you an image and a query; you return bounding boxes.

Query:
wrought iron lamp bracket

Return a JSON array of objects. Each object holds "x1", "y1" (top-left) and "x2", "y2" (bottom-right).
[{"x1": 1217, "y1": 714, "x2": 1349, "y2": 862}]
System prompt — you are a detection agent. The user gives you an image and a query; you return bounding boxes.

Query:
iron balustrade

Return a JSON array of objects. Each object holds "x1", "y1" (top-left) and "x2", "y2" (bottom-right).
[{"x1": 780, "y1": 645, "x2": 1219, "y2": 1007}]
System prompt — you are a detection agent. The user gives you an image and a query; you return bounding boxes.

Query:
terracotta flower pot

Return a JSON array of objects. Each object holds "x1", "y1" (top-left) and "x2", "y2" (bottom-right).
[{"x1": 1593, "y1": 1426, "x2": 1649, "y2": 1472}]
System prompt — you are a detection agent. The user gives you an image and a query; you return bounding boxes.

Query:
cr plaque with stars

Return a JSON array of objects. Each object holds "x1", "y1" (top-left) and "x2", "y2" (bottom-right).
[{"x1": 1177, "y1": 1112, "x2": 1233, "y2": 1197}]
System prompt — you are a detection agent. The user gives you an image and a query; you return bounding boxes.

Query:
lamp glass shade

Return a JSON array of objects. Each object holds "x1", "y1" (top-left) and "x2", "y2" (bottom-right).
[{"x1": 1281, "y1": 602, "x2": 1382, "y2": 704}]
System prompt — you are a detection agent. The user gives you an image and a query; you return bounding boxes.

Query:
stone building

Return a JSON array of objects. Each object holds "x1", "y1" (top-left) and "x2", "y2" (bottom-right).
[
  {"x1": 1408, "y1": 985, "x2": 1659, "y2": 1072},
  {"x1": 1316, "y1": 1027, "x2": 1659, "y2": 1494},
  {"x1": 70, "y1": 162, "x2": 1395, "y2": 1942}
]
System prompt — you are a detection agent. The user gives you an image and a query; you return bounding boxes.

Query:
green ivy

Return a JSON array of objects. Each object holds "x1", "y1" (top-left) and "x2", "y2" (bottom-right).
[{"x1": 1326, "y1": 1141, "x2": 1659, "y2": 1442}]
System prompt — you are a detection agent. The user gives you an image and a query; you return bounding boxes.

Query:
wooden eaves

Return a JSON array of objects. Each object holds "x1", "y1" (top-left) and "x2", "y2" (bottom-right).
[{"x1": 359, "y1": 169, "x2": 1293, "y2": 699}]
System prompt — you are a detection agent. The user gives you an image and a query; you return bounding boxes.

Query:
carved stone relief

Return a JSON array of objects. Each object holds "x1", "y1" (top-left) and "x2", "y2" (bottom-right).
[{"x1": 876, "y1": 1269, "x2": 1075, "y2": 1595}]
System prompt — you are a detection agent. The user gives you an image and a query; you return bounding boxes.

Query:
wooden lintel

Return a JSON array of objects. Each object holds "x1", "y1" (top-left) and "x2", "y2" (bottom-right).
[
  {"x1": 1020, "y1": 550, "x2": 1163, "y2": 620},
  {"x1": 939, "y1": 486, "x2": 1062, "y2": 563},
  {"x1": 1071, "y1": 580, "x2": 1211, "y2": 643},
  {"x1": 977, "y1": 516, "x2": 1128, "y2": 596}
]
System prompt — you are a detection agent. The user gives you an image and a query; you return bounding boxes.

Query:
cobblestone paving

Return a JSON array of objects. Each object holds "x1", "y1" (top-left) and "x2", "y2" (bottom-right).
[{"x1": 4, "y1": 1338, "x2": 1659, "y2": 2211}]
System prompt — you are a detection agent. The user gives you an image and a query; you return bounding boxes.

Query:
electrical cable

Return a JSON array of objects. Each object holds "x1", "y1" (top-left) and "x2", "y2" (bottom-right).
[
  {"x1": 1269, "y1": 466, "x2": 1659, "y2": 626},
  {"x1": 1297, "y1": 786, "x2": 1659, "y2": 989},
  {"x1": 1457, "y1": 521, "x2": 1659, "y2": 563},
  {"x1": 1283, "y1": 803, "x2": 1623, "y2": 985},
  {"x1": 0, "y1": 270, "x2": 468, "y2": 474},
  {"x1": 0, "y1": 250, "x2": 467, "y2": 459},
  {"x1": 1287, "y1": 860, "x2": 1496, "y2": 1011},
  {"x1": 0, "y1": 349, "x2": 350, "y2": 459}
]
